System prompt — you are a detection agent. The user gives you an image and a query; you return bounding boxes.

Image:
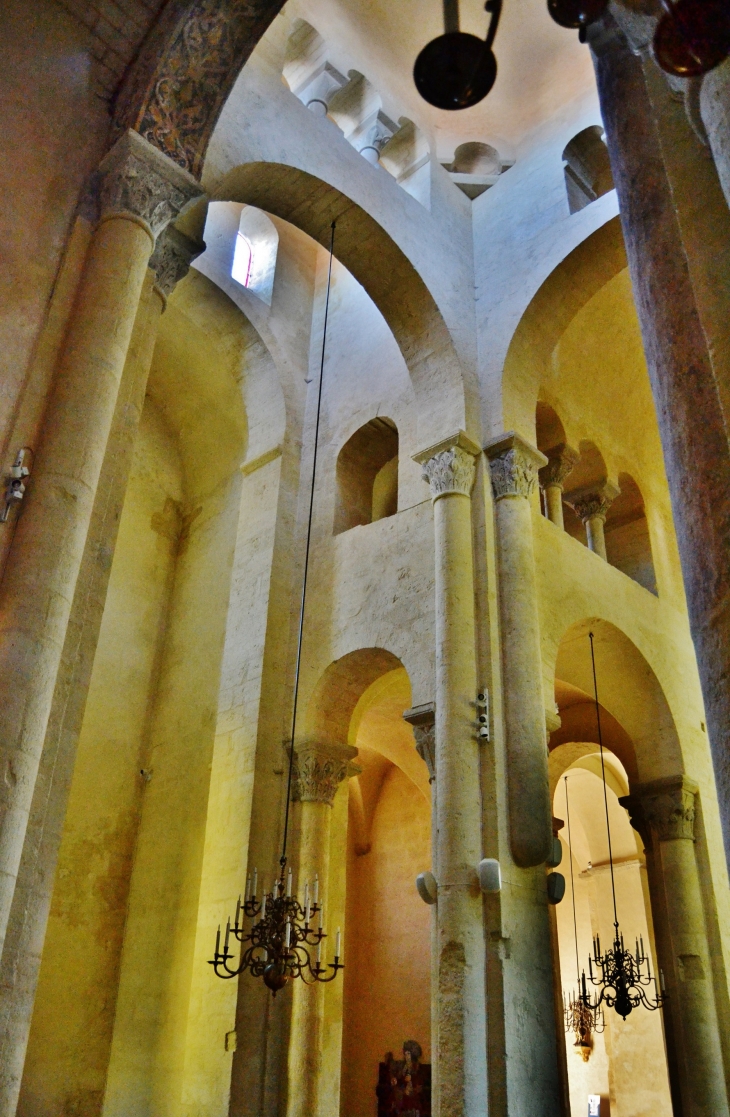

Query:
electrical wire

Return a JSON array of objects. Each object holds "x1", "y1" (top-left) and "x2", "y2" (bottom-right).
[{"x1": 280, "y1": 221, "x2": 337, "y2": 869}]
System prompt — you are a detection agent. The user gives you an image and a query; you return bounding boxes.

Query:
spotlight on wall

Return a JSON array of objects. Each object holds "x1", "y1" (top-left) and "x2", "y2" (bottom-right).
[
  {"x1": 546, "y1": 0, "x2": 608, "y2": 39},
  {"x1": 414, "y1": 0, "x2": 502, "y2": 110},
  {"x1": 416, "y1": 871, "x2": 439, "y2": 904},
  {"x1": 478, "y1": 858, "x2": 502, "y2": 893}
]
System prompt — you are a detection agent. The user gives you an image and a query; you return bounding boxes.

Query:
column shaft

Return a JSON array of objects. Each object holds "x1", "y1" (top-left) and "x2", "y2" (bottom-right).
[
  {"x1": 623, "y1": 777, "x2": 729, "y2": 1117},
  {"x1": 545, "y1": 485, "x2": 564, "y2": 529},
  {"x1": 585, "y1": 514, "x2": 607, "y2": 560},
  {"x1": 287, "y1": 800, "x2": 330, "y2": 1117},
  {"x1": 486, "y1": 433, "x2": 551, "y2": 868},
  {"x1": 417, "y1": 434, "x2": 487, "y2": 1117},
  {"x1": 591, "y1": 21, "x2": 730, "y2": 869}
]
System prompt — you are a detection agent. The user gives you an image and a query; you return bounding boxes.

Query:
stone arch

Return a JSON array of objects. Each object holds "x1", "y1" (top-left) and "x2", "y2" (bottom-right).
[
  {"x1": 334, "y1": 417, "x2": 399, "y2": 534},
  {"x1": 212, "y1": 162, "x2": 472, "y2": 445},
  {"x1": 551, "y1": 617, "x2": 683, "y2": 785},
  {"x1": 305, "y1": 647, "x2": 404, "y2": 744},
  {"x1": 502, "y1": 216, "x2": 627, "y2": 440}
]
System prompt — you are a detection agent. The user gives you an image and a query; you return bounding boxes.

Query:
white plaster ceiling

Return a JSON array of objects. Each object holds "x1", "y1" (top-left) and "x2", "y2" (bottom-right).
[{"x1": 286, "y1": 0, "x2": 597, "y2": 159}]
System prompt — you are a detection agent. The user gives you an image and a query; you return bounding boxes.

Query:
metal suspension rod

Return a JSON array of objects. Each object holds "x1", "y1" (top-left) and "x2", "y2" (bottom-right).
[
  {"x1": 280, "y1": 221, "x2": 337, "y2": 868},
  {"x1": 589, "y1": 631, "x2": 619, "y2": 931}
]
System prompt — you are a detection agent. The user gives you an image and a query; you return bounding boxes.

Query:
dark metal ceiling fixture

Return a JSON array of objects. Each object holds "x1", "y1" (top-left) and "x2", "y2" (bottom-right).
[
  {"x1": 208, "y1": 223, "x2": 343, "y2": 995},
  {"x1": 562, "y1": 774, "x2": 605, "y2": 1057},
  {"x1": 579, "y1": 632, "x2": 664, "y2": 1020},
  {"x1": 653, "y1": 0, "x2": 730, "y2": 77},
  {"x1": 414, "y1": 0, "x2": 502, "y2": 110}
]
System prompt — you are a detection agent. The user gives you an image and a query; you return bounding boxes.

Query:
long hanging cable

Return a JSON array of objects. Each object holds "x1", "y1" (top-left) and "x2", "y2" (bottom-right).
[
  {"x1": 279, "y1": 221, "x2": 336, "y2": 869},
  {"x1": 589, "y1": 631, "x2": 619, "y2": 933},
  {"x1": 564, "y1": 775, "x2": 581, "y2": 984}
]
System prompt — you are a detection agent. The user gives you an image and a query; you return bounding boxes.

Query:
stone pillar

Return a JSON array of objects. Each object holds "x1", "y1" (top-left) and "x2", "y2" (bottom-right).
[
  {"x1": 0, "y1": 225, "x2": 202, "y2": 1117},
  {"x1": 287, "y1": 740, "x2": 357, "y2": 1117},
  {"x1": 485, "y1": 431, "x2": 551, "y2": 868},
  {"x1": 700, "y1": 59, "x2": 730, "y2": 212},
  {"x1": 539, "y1": 445, "x2": 578, "y2": 530},
  {"x1": 589, "y1": 16, "x2": 730, "y2": 870},
  {"x1": 621, "y1": 776, "x2": 730, "y2": 1117},
  {"x1": 565, "y1": 482, "x2": 619, "y2": 561},
  {"x1": 403, "y1": 703, "x2": 438, "y2": 1107},
  {"x1": 414, "y1": 431, "x2": 487, "y2": 1117},
  {"x1": 0, "y1": 129, "x2": 200, "y2": 958}
]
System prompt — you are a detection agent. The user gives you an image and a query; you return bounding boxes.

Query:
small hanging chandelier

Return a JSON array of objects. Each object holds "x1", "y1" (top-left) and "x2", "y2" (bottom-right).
[
  {"x1": 208, "y1": 222, "x2": 343, "y2": 995},
  {"x1": 578, "y1": 632, "x2": 664, "y2": 1021},
  {"x1": 562, "y1": 774, "x2": 605, "y2": 1059}
]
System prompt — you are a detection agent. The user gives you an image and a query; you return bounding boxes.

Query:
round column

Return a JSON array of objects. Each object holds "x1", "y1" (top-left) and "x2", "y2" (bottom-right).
[
  {"x1": 287, "y1": 740, "x2": 356, "y2": 1117},
  {"x1": 416, "y1": 432, "x2": 487, "y2": 1117},
  {"x1": 566, "y1": 482, "x2": 619, "y2": 561},
  {"x1": 485, "y1": 432, "x2": 551, "y2": 868},
  {"x1": 539, "y1": 446, "x2": 578, "y2": 530},
  {"x1": 0, "y1": 130, "x2": 200, "y2": 958},
  {"x1": 622, "y1": 776, "x2": 730, "y2": 1117}
]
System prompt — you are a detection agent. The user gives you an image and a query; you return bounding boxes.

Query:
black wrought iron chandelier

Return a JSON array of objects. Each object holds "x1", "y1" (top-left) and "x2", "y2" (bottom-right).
[
  {"x1": 412, "y1": 0, "x2": 730, "y2": 111},
  {"x1": 562, "y1": 774, "x2": 605, "y2": 1058},
  {"x1": 208, "y1": 223, "x2": 343, "y2": 995},
  {"x1": 577, "y1": 632, "x2": 664, "y2": 1021}
]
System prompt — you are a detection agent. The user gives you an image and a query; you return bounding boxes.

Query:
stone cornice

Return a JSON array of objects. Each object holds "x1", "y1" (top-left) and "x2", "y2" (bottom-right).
[
  {"x1": 404, "y1": 702, "x2": 436, "y2": 782},
  {"x1": 292, "y1": 740, "x2": 359, "y2": 806},
  {"x1": 97, "y1": 130, "x2": 203, "y2": 243},
  {"x1": 484, "y1": 431, "x2": 547, "y2": 501},
  {"x1": 414, "y1": 431, "x2": 480, "y2": 501},
  {"x1": 620, "y1": 774, "x2": 699, "y2": 848}
]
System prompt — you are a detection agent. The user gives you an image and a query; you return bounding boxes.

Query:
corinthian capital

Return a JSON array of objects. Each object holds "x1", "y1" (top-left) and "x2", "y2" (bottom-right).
[
  {"x1": 292, "y1": 740, "x2": 359, "y2": 806},
  {"x1": 620, "y1": 774, "x2": 699, "y2": 850},
  {"x1": 414, "y1": 432, "x2": 480, "y2": 500},
  {"x1": 149, "y1": 225, "x2": 205, "y2": 304},
  {"x1": 566, "y1": 481, "x2": 620, "y2": 524},
  {"x1": 484, "y1": 432, "x2": 547, "y2": 501},
  {"x1": 540, "y1": 445, "x2": 579, "y2": 491},
  {"x1": 97, "y1": 130, "x2": 203, "y2": 242}
]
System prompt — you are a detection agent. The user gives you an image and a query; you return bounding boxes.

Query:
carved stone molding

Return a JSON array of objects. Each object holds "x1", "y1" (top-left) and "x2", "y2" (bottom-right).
[
  {"x1": 414, "y1": 431, "x2": 480, "y2": 500},
  {"x1": 620, "y1": 775, "x2": 699, "y2": 849},
  {"x1": 97, "y1": 130, "x2": 203, "y2": 242},
  {"x1": 149, "y1": 225, "x2": 205, "y2": 303},
  {"x1": 566, "y1": 481, "x2": 620, "y2": 524},
  {"x1": 292, "y1": 740, "x2": 359, "y2": 806},
  {"x1": 484, "y1": 431, "x2": 547, "y2": 501},
  {"x1": 539, "y1": 445, "x2": 579, "y2": 491},
  {"x1": 403, "y1": 702, "x2": 436, "y2": 782}
]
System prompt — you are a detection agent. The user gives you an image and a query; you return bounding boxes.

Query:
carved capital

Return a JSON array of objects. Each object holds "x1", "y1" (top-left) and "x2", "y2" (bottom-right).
[
  {"x1": 403, "y1": 702, "x2": 436, "y2": 782},
  {"x1": 414, "y1": 432, "x2": 480, "y2": 500},
  {"x1": 540, "y1": 445, "x2": 579, "y2": 491},
  {"x1": 484, "y1": 431, "x2": 547, "y2": 501},
  {"x1": 620, "y1": 775, "x2": 699, "y2": 849},
  {"x1": 97, "y1": 130, "x2": 203, "y2": 242},
  {"x1": 566, "y1": 481, "x2": 620, "y2": 524},
  {"x1": 292, "y1": 740, "x2": 359, "y2": 806},
  {"x1": 149, "y1": 225, "x2": 205, "y2": 302}
]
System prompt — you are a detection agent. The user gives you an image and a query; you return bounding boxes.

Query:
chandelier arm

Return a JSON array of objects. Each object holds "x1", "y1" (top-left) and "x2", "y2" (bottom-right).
[{"x1": 280, "y1": 221, "x2": 337, "y2": 868}]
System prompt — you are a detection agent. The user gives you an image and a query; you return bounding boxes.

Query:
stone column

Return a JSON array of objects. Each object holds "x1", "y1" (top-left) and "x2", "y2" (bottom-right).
[
  {"x1": 485, "y1": 431, "x2": 551, "y2": 868},
  {"x1": 589, "y1": 16, "x2": 730, "y2": 870},
  {"x1": 539, "y1": 445, "x2": 578, "y2": 530},
  {"x1": 0, "y1": 225, "x2": 202, "y2": 1117},
  {"x1": 0, "y1": 129, "x2": 200, "y2": 959},
  {"x1": 621, "y1": 776, "x2": 730, "y2": 1117},
  {"x1": 565, "y1": 482, "x2": 619, "y2": 561},
  {"x1": 403, "y1": 703, "x2": 438, "y2": 1106},
  {"x1": 287, "y1": 740, "x2": 357, "y2": 1117},
  {"x1": 414, "y1": 431, "x2": 487, "y2": 1117}
]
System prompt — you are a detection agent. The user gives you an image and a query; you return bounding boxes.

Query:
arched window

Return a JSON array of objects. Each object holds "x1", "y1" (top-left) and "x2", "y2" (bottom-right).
[
  {"x1": 232, "y1": 232, "x2": 253, "y2": 287},
  {"x1": 334, "y1": 418, "x2": 398, "y2": 535},
  {"x1": 230, "y1": 206, "x2": 279, "y2": 305},
  {"x1": 604, "y1": 473, "x2": 657, "y2": 594},
  {"x1": 563, "y1": 126, "x2": 614, "y2": 214}
]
